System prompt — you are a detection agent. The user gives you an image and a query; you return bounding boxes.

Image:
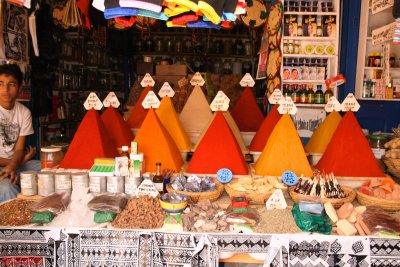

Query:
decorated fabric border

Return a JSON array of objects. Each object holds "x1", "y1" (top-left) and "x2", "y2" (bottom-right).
[{"x1": 370, "y1": 238, "x2": 400, "y2": 267}]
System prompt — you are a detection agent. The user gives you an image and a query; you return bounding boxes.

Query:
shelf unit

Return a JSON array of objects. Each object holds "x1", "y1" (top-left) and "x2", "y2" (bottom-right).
[{"x1": 355, "y1": 0, "x2": 400, "y2": 101}]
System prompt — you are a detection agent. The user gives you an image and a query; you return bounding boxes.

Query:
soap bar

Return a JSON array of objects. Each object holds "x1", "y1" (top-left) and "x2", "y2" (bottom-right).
[
  {"x1": 337, "y1": 219, "x2": 357, "y2": 236},
  {"x1": 337, "y1": 202, "x2": 354, "y2": 219},
  {"x1": 348, "y1": 210, "x2": 357, "y2": 223},
  {"x1": 324, "y1": 202, "x2": 338, "y2": 223}
]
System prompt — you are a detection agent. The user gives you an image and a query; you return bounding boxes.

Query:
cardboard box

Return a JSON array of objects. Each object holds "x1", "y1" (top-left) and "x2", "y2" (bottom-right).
[
  {"x1": 154, "y1": 75, "x2": 185, "y2": 87},
  {"x1": 156, "y1": 64, "x2": 187, "y2": 76},
  {"x1": 136, "y1": 62, "x2": 154, "y2": 75}
]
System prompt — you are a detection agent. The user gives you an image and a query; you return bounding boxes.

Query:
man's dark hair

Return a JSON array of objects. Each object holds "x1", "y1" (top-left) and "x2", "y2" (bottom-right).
[{"x1": 0, "y1": 64, "x2": 23, "y2": 86}]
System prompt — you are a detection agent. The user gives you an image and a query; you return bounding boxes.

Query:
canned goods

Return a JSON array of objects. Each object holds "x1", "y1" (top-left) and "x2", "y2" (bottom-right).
[
  {"x1": 55, "y1": 172, "x2": 72, "y2": 194},
  {"x1": 72, "y1": 172, "x2": 89, "y2": 189},
  {"x1": 20, "y1": 171, "x2": 38, "y2": 196},
  {"x1": 107, "y1": 176, "x2": 125, "y2": 193},
  {"x1": 37, "y1": 172, "x2": 55, "y2": 196},
  {"x1": 125, "y1": 176, "x2": 143, "y2": 195},
  {"x1": 89, "y1": 176, "x2": 107, "y2": 193}
]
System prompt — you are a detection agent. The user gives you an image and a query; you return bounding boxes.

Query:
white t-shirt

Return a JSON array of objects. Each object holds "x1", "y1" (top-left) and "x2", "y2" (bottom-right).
[{"x1": 0, "y1": 102, "x2": 33, "y2": 159}]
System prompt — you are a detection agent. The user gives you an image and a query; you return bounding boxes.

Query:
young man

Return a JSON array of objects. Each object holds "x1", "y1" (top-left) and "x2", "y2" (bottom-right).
[{"x1": 0, "y1": 64, "x2": 40, "y2": 202}]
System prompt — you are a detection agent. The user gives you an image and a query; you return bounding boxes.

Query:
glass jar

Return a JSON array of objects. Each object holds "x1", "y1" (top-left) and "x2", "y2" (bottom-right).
[
  {"x1": 369, "y1": 135, "x2": 389, "y2": 159},
  {"x1": 41, "y1": 146, "x2": 63, "y2": 169}
]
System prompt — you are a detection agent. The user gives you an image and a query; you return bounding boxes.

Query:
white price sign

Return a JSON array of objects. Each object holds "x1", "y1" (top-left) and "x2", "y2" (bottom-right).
[
  {"x1": 142, "y1": 91, "x2": 161, "y2": 109},
  {"x1": 137, "y1": 179, "x2": 159, "y2": 198},
  {"x1": 341, "y1": 93, "x2": 360, "y2": 112},
  {"x1": 103, "y1": 92, "x2": 120, "y2": 108},
  {"x1": 372, "y1": 21, "x2": 396, "y2": 46},
  {"x1": 190, "y1": 72, "x2": 205, "y2": 86},
  {"x1": 158, "y1": 82, "x2": 175, "y2": 98},
  {"x1": 84, "y1": 92, "x2": 103, "y2": 110},
  {"x1": 278, "y1": 97, "x2": 298, "y2": 115},
  {"x1": 371, "y1": 0, "x2": 394, "y2": 14},
  {"x1": 324, "y1": 96, "x2": 341, "y2": 112},
  {"x1": 210, "y1": 90, "x2": 230, "y2": 111},
  {"x1": 140, "y1": 73, "x2": 156, "y2": 87},
  {"x1": 268, "y1": 89, "x2": 284, "y2": 104},
  {"x1": 240, "y1": 73, "x2": 256, "y2": 87},
  {"x1": 265, "y1": 189, "x2": 287, "y2": 210}
]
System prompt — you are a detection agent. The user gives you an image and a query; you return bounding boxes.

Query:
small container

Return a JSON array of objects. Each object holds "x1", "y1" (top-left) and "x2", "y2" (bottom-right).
[
  {"x1": 369, "y1": 135, "x2": 389, "y2": 159},
  {"x1": 20, "y1": 171, "x2": 38, "y2": 196},
  {"x1": 125, "y1": 176, "x2": 143, "y2": 195},
  {"x1": 55, "y1": 172, "x2": 72, "y2": 194},
  {"x1": 37, "y1": 172, "x2": 55, "y2": 197},
  {"x1": 41, "y1": 146, "x2": 63, "y2": 169},
  {"x1": 89, "y1": 176, "x2": 107, "y2": 193},
  {"x1": 72, "y1": 172, "x2": 89, "y2": 189},
  {"x1": 107, "y1": 176, "x2": 125, "y2": 193},
  {"x1": 50, "y1": 143, "x2": 69, "y2": 159}
]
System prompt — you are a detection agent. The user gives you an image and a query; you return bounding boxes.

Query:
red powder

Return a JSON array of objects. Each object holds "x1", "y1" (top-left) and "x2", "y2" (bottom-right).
[
  {"x1": 249, "y1": 105, "x2": 282, "y2": 152},
  {"x1": 101, "y1": 107, "x2": 134, "y2": 149},
  {"x1": 231, "y1": 87, "x2": 264, "y2": 132},
  {"x1": 127, "y1": 86, "x2": 151, "y2": 128},
  {"x1": 60, "y1": 109, "x2": 119, "y2": 169},
  {"x1": 187, "y1": 111, "x2": 248, "y2": 175},
  {"x1": 316, "y1": 112, "x2": 385, "y2": 177}
]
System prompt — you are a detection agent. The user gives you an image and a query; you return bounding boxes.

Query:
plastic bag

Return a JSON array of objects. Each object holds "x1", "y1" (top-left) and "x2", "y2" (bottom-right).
[
  {"x1": 29, "y1": 192, "x2": 71, "y2": 214},
  {"x1": 292, "y1": 203, "x2": 332, "y2": 234},
  {"x1": 31, "y1": 212, "x2": 55, "y2": 224},
  {"x1": 87, "y1": 194, "x2": 127, "y2": 213},
  {"x1": 361, "y1": 206, "x2": 400, "y2": 235},
  {"x1": 225, "y1": 205, "x2": 260, "y2": 227},
  {"x1": 94, "y1": 211, "x2": 117, "y2": 223}
]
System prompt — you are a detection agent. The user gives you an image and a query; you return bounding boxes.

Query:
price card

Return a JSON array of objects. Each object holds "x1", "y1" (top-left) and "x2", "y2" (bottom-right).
[
  {"x1": 216, "y1": 168, "x2": 233, "y2": 183},
  {"x1": 137, "y1": 179, "x2": 159, "y2": 198},
  {"x1": 324, "y1": 96, "x2": 341, "y2": 112},
  {"x1": 268, "y1": 89, "x2": 284, "y2": 104},
  {"x1": 140, "y1": 73, "x2": 156, "y2": 87},
  {"x1": 142, "y1": 91, "x2": 161, "y2": 109},
  {"x1": 103, "y1": 92, "x2": 120, "y2": 108},
  {"x1": 277, "y1": 97, "x2": 297, "y2": 115},
  {"x1": 158, "y1": 82, "x2": 175, "y2": 98},
  {"x1": 190, "y1": 72, "x2": 205, "y2": 86},
  {"x1": 210, "y1": 90, "x2": 230, "y2": 111},
  {"x1": 371, "y1": 0, "x2": 394, "y2": 15},
  {"x1": 281, "y1": 171, "x2": 298, "y2": 186},
  {"x1": 240, "y1": 73, "x2": 256, "y2": 87},
  {"x1": 265, "y1": 189, "x2": 287, "y2": 210},
  {"x1": 341, "y1": 93, "x2": 360, "y2": 112},
  {"x1": 84, "y1": 92, "x2": 103, "y2": 110}
]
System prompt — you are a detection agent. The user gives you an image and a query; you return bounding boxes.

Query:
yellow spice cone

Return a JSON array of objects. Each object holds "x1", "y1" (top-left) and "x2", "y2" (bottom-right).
[
  {"x1": 305, "y1": 111, "x2": 342, "y2": 153},
  {"x1": 254, "y1": 114, "x2": 313, "y2": 177},
  {"x1": 156, "y1": 96, "x2": 192, "y2": 151}
]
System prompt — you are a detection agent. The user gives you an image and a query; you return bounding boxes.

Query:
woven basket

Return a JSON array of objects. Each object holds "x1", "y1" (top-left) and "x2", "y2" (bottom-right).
[
  {"x1": 356, "y1": 189, "x2": 400, "y2": 211},
  {"x1": 288, "y1": 186, "x2": 356, "y2": 208},
  {"x1": 166, "y1": 177, "x2": 224, "y2": 203},
  {"x1": 225, "y1": 185, "x2": 287, "y2": 205},
  {"x1": 384, "y1": 158, "x2": 400, "y2": 170}
]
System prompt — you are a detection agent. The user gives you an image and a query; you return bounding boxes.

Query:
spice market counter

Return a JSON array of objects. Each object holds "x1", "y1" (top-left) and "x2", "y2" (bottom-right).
[{"x1": 0, "y1": 227, "x2": 399, "y2": 266}]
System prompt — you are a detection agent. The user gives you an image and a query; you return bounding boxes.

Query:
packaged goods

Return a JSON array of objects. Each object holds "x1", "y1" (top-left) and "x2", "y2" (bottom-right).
[
  {"x1": 0, "y1": 199, "x2": 34, "y2": 226},
  {"x1": 360, "y1": 206, "x2": 400, "y2": 235},
  {"x1": 31, "y1": 212, "x2": 55, "y2": 224},
  {"x1": 87, "y1": 194, "x2": 127, "y2": 213},
  {"x1": 29, "y1": 192, "x2": 71, "y2": 214},
  {"x1": 292, "y1": 203, "x2": 332, "y2": 234},
  {"x1": 94, "y1": 212, "x2": 117, "y2": 223}
]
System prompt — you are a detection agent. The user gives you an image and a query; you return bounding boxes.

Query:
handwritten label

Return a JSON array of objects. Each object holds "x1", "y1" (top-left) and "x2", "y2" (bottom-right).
[
  {"x1": 84, "y1": 92, "x2": 103, "y2": 110},
  {"x1": 178, "y1": 77, "x2": 189, "y2": 87},
  {"x1": 281, "y1": 171, "x2": 298, "y2": 186},
  {"x1": 137, "y1": 179, "x2": 159, "y2": 198},
  {"x1": 372, "y1": 21, "x2": 396, "y2": 46},
  {"x1": 278, "y1": 97, "x2": 297, "y2": 115},
  {"x1": 371, "y1": 0, "x2": 394, "y2": 14},
  {"x1": 325, "y1": 96, "x2": 342, "y2": 112},
  {"x1": 383, "y1": 42, "x2": 390, "y2": 86},
  {"x1": 240, "y1": 73, "x2": 256, "y2": 87},
  {"x1": 103, "y1": 92, "x2": 120, "y2": 108},
  {"x1": 265, "y1": 189, "x2": 287, "y2": 210},
  {"x1": 268, "y1": 89, "x2": 284, "y2": 104},
  {"x1": 216, "y1": 168, "x2": 233, "y2": 183},
  {"x1": 190, "y1": 72, "x2": 205, "y2": 86},
  {"x1": 341, "y1": 93, "x2": 360, "y2": 112},
  {"x1": 140, "y1": 73, "x2": 156, "y2": 87},
  {"x1": 158, "y1": 82, "x2": 175, "y2": 98},
  {"x1": 210, "y1": 90, "x2": 230, "y2": 111},
  {"x1": 142, "y1": 91, "x2": 161, "y2": 109}
]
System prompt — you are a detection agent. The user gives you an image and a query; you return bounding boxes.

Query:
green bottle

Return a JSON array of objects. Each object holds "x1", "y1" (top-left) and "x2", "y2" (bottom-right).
[{"x1": 315, "y1": 85, "x2": 324, "y2": 104}]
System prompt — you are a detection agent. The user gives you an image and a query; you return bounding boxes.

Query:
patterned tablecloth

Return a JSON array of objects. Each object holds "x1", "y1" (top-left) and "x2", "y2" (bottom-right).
[{"x1": 0, "y1": 227, "x2": 399, "y2": 267}]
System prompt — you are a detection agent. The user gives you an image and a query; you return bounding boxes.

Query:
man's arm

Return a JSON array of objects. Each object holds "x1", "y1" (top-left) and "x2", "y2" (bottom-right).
[{"x1": 0, "y1": 135, "x2": 27, "y2": 184}]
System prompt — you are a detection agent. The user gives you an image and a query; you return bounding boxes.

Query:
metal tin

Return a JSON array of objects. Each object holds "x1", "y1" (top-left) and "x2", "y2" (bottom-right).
[
  {"x1": 72, "y1": 172, "x2": 89, "y2": 189},
  {"x1": 125, "y1": 176, "x2": 143, "y2": 195},
  {"x1": 89, "y1": 176, "x2": 107, "y2": 193},
  {"x1": 20, "y1": 171, "x2": 38, "y2": 196},
  {"x1": 37, "y1": 172, "x2": 55, "y2": 196},
  {"x1": 107, "y1": 176, "x2": 125, "y2": 193},
  {"x1": 55, "y1": 172, "x2": 72, "y2": 194}
]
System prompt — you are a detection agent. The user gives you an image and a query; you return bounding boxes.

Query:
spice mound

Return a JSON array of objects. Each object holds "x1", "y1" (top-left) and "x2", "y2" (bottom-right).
[
  {"x1": 0, "y1": 199, "x2": 34, "y2": 226},
  {"x1": 112, "y1": 195, "x2": 165, "y2": 229},
  {"x1": 254, "y1": 207, "x2": 301, "y2": 234}
]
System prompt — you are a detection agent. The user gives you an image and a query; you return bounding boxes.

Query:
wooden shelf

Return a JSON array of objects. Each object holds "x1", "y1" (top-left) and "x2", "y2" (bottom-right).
[
  {"x1": 284, "y1": 11, "x2": 337, "y2": 15},
  {"x1": 296, "y1": 103, "x2": 326, "y2": 107},
  {"x1": 359, "y1": 98, "x2": 400, "y2": 101},
  {"x1": 364, "y1": 67, "x2": 383, "y2": 70},
  {"x1": 284, "y1": 54, "x2": 337, "y2": 58},
  {"x1": 283, "y1": 80, "x2": 326, "y2": 83},
  {"x1": 133, "y1": 52, "x2": 253, "y2": 59},
  {"x1": 283, "y1": 36, "x2": 336, "y2": 41},
  {"x1": 133, "y1": 31, "x2": 249, "y2": 39}
]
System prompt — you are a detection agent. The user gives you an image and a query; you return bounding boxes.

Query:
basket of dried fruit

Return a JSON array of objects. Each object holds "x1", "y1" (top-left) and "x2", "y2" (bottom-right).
[
  {"x1": 288, "y1": 173, "x2": 356, "y2": 208},
  {"x1": 383, "y1": 136, "x2": 400, "y2": 178},
  {"x1": 166, "y1": 174, "x2": 224, "y2": 203},
  {"x1": 225, "y1": 176, "x2": 287, "y2": 205},
  {"x1": 356, "y1": 178, "x2": 400, "y2": 211}
]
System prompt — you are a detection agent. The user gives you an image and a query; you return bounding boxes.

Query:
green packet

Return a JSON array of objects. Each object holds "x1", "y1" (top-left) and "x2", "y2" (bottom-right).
[
  {"x1": 94, "y1": 211, "x2": 117, "y2": 223},
  {"x1": 31, "y1": 212, "x2": 55, "y2": 224},
  {"x1": 292, "y1": 203, "x2": 332, "y2": 235}
]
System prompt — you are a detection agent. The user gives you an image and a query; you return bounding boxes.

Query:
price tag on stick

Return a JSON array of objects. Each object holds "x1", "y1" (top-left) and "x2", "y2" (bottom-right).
[
  {"x1": 158, "y1": 82, "x2": 175, "y2": 98},
  {"x1": 84, "y1": 92, "x2": 103, "y2": 110},
  {"x1": 103, "y1": 92, "x2": 120, "y2": 108},
  {"x1": 268, "y1": 89, "x2": 284, "y2": 104},
  {"x1": 265, "y1": 189, "x2": 287, "y2": 210},
  {"x1": 325, "y1": 96, "x2": 341, "y2": 112},
  {"x1": 137, "y1": 179, "x2": 159, "y2": 198},
  {"x1": 140, "y1": 73, "x2": 156, "y2": 87},
  {"x1": 277, "y1": 97, "x2": 297, "y2": 115},
  {"x1": 281, "y1": 171, "x2": 298, "y2": 186},
  {"x1": 210, "y1": 90, "x2": 230, "y2": 111},
  {"x1": 142, "y1": 91, "x2": 161, "y2": 109},
  {"x1": 217, "y1": 168, "x2": 233, "y2": 183},
  {"x1": 341, "y1": 93, "x2": 360, "y2": 112},
  {"x1": 240, "y1": 73, "x2": 256, "y2": 87},
  {"x1": 190, "y1": 72, "x2": 205, "y2": 86}
]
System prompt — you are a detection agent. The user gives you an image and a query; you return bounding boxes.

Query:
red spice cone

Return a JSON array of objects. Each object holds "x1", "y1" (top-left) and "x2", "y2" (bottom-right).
[
  {"x1": 126, "y1": 86, "x2": 151, "y2": 128},
  {"x1": 101, "y1": 107, "x2": 134, "y2": 149}
]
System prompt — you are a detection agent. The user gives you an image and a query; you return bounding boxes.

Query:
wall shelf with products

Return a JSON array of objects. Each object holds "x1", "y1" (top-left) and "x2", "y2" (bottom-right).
[{"x1": 355, "y1": 0, "x2": 400, "y2": 101}]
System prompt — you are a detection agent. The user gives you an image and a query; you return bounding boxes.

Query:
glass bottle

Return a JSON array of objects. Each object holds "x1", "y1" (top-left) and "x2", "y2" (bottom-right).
[
  {"x1": 294, "y1": 41, "x2": 299, "y2": 54},
  {"x1": 297, "y1": 15, "x2": 303, "y2": 36},
  {"x1": 307, "y1": 84, "x2": 315, "y2": 103},
  {"x1": 283, "y1": 40, "x2": 289, "y2": 54},
  {"x1": 374, "y1": 52, "x2": 381, "y2": 67},
  {"x1": 291, "y1": 84, "x2": 300, "y2": 103},
  {"x1": 120, "y1": 146, "x2": 129, "y2": 157},
  {"x1": 316, "y1": 16, "x2": 323, "y2": 37},
  {"x1": 288, "y1": 40, "x2": 294, "y2": 54},
  {"x1": 152, "y1": 162, "x2": 164, "y2": 194},
  {"x1": 314, "y1": 85, "x2": 324, "y2": 104},
  {"x1": 300, "y1": 84, "x2": 307, "y2": 103},
  {"x1": 223, "y1": 59, "x2": 232, "y2": 74},
  {"x1": 324, "y1": 87, "x2": 334, "y2": 104},
  {"x1": 368, "y1": 52, "x2": 375, "y2": 67}
]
